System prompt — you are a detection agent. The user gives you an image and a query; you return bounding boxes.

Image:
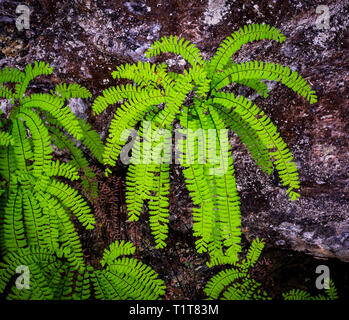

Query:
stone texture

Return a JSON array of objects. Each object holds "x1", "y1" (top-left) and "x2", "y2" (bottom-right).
[{"x1": 1, "y1": 0, "x2": 348, "y2": 262}]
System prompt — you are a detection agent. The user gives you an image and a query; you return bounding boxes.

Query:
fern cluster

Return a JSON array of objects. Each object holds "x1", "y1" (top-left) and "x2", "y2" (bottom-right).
[
  {"x1": 0, "y1": 24, "x2": 324, "y2": 301},
  {"x1": 93, "y1": 23, "x2": 317, "y2": 266},
  {"x1": 0, "y1": 241, "x2": 165, "y2": 300},
  {"x1": 205, "y1": 238, "x2": 339, "y2": 301},
  {"x1": 204, "y1": 238, "x2": 270, "y2": 300},
  {"x1": 0, "y1": 62, "x2": 165, "y2": 300},
  {"x1": 283, "y1": 280, "x2": 338, "y2": 300},
  {"x1": 0, "y1": 62, "x2": 99, "y2": 267}
]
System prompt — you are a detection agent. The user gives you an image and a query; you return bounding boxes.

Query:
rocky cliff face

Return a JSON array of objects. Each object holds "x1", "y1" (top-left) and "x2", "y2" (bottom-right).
[{"x1": 1, "y1": 0, "x2": 348, "y2": 263}]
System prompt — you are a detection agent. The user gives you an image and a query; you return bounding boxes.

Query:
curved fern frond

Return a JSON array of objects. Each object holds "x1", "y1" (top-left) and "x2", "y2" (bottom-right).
[
  {"x1": 92, "y1": 84, "x2": 146, "y2": 115},
  {"x1": 205, "y1": 238, "x2": 271, "y2": 300},
  {"x1": 204, "y1": 268, "x2": 246, "y2": 299},
  {"x1": 48, "y1": 160, "x2": 80, "y2": 181},
  {"x1": 112, "y1": 62, "x2": 174, "y2": 91},
  {"x1": 216, "y1": 106, "x2": 273, "y2": 174},
  {"x1": 146, "y1": 35, "x2": 204, "y2": 67},
  {"x1": 54, "y1": 83, "x2": 92, "y2": 101},
  {"x1": 21, "y1": 93, "x2": 84, "y2": 140},
  {"x1": 45, "y1": 179, "x2": 95, "y2": 230},
  {"x1": 103, "y1": 90, "x2": 166, "y2": 169},
  {"x1": 95, "y1": 241, "x2": 166, "y2": 300},
  {"x1": 211, "y1": 61, "x2": 318, "y2": 104},
  {"x1": 212, "y1": 92, "x2": 300, "y2": 200},
  {"x1": 15, "y1": 61, "x2": 53, "y2": 99},
  {"x1": 77, "y1": 119, "x2": 104, "y2": 163},
  {"x1": 207, "y1": 24, "x2": 285, "y2": 78},
  {"x1": 100, "y1": 240, "x2": 136, "y2": 267},
  {"x1": 18, "y1": 109, "x2": 52, "y2": 181}
]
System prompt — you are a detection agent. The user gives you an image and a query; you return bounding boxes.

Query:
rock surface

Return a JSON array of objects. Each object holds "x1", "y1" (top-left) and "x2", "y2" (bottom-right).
[{"x1": 1, "y1": 0, "x2": 348, "y2": 265}]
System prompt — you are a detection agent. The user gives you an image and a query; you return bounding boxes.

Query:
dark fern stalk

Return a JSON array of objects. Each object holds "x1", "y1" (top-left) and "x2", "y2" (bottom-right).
[{"x1": 93, "y1": 24, "x2": 317, "y2": 266}]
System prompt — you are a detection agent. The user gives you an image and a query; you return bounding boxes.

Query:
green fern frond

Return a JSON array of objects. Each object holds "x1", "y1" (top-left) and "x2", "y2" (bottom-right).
[
  {"x1": 222, "y1": 277, "x2": 270, "y2": 300},
  {"x1": 0, "y1": 145, "x2": 16, "y2": 182},
  {"x1": 0, "y1": 85, "x2": 15, "y2": 100},
  {"x1": 15, "y1": 61, "x2": 53, "y2": 99},
  {"x1": 96, "y1": 241, "x2": 166, "y2": 300},
  {"x1": 92, "y1": 84, "x2": 147, "y2": 115},
  {"x1": 18, "y1": 109, "x2": 52, "y2": 181},
  {"x1": 216, "y1": 106, "x2": 273, "y2": 174},
  {"x1": 21, "y1": 93, "x2": 84, "y2": 140},
  {"x1": 204, "y1": 268, "x2": 246, "y2": 299},
  {"x1": 0, "y1": 131, "x2": 14, "y2": 146},
  {"x1": 54, "y1": 83, "x2": 92, "y2": 100},
  {"x1": 0, "y1": 66, "x2": 24, "y2": 86},
  {"x1": 11, "y1": 118, "x2": 33, "y2": 176},
  {"x1": 282, "y1": 279, "x2": 338, "y2": 300},
  {"x1": 48, "y1": 160, "x2": 80, "y2": 181},
  {"x1": 1, "y1": 189, "x2": 27, "y2": 251},
  {"x1": 207, "y1": 24, "x2": 286, "y2": 78},
  {"x1": 212, "y1": 92, "x2": 300, "y2": 200},
  {"x1": 77, "y1": 119, "x2": 104, "y2": 163},
  {"x1": 205, "y1": 238, "x2": 271, "y2": 300},
  {"x1": 146, "y1": 35, "x2": 204, "y2": 67},
  {"x1": 112, "y1": 62, "x2": 174, "y2": 91},
  {"x1": 241, "y1": 237, "x2": 265, "y2": 270},
  {"x1": 103, "y1": 89, "x2": 166, "y2": 169},
  {"x1": 211, "y1": 61, "x2": 318, "y2": 104},
  {"x1": 45, "y1": 179, "x2": 95, "y2": 230}
]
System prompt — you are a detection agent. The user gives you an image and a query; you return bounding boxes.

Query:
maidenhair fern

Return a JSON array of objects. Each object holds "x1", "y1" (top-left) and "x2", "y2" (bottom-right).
[
  {"x1": 205, "y1": 238, "x2": 339, "y2": 301},
  {"x1": 0, "y1": 62, "x2": 103, "y2": 268},
  {"x1": 0, "y1": 241, "x2": 165, "y2": 300},
  {"x1": 93, "y1": 23, "x2": 317, "y2": 266},
  {"x1": 204, "y1": 238, "x2": 271, "y2": 300},
  {"x1": 282, "y1": 279, "x2": 338, "y2": 300}
]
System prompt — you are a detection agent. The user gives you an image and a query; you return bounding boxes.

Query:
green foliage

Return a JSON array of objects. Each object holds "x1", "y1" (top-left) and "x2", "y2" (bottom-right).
[
  {"x1": 283, "y1": 279, "x2": 338, "y2": 300},
  {"x1": 205, "y1": 238, "x2": 339, "y2": 301},
  {"x1": 0, "y1": 241, "x2": 166, "y2": 300},
  {"x1": 204, "y1": 238, "x2": 270, "y2": 300},
  {"x1": 93, "y1": 23, "x2": 317, "y2": 265},
  {"x1": 0, "y1": 62, "x2": 101, "y2": 268},
  {"x1": 0, "y1": 62, "x2": 166, "y2": 301}
]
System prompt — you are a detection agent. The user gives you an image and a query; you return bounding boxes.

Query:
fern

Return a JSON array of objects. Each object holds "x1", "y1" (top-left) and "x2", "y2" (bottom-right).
[
  {"x1": 204, "y1": 238, "x2": 270, "y2": 300},
  {"x1": 0, "y1": 62, "x2": 102, "y2": 268},
  {"x1": 94, "y1": 24, "x2": 317, "y2": 265},
  {"x1": 283, "y1": 279, "x2": 339, "y2": 300},
  {"x1": 205, "y1": 238, "x2": 339, "y2": 301},
  {"x1": 0, "y1": 241, "x2": 166, "y2": 300}
]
